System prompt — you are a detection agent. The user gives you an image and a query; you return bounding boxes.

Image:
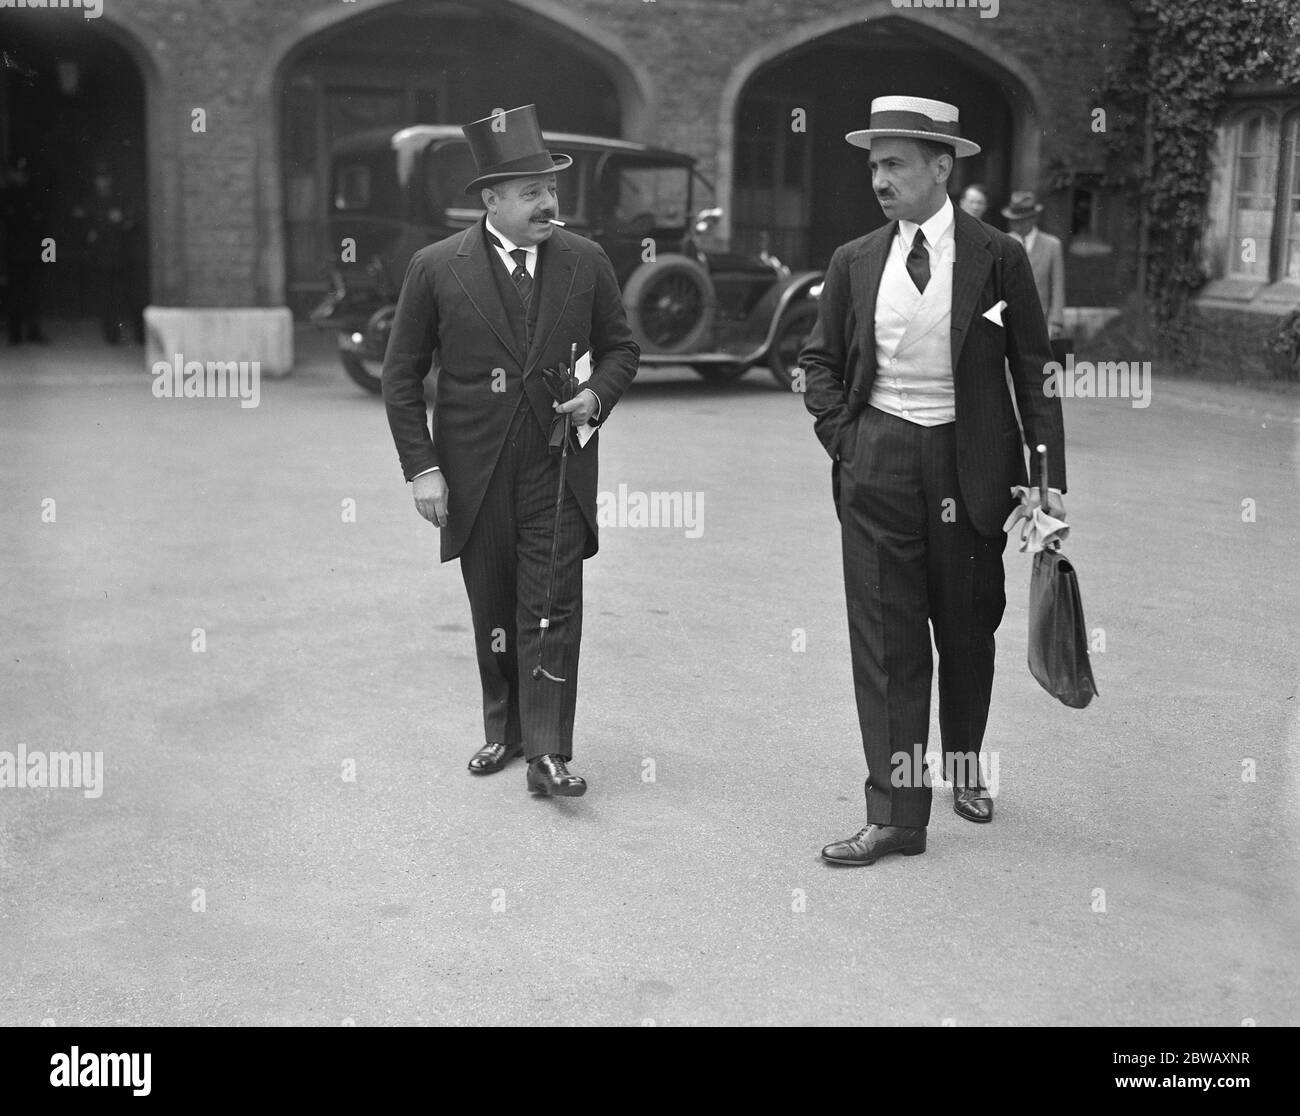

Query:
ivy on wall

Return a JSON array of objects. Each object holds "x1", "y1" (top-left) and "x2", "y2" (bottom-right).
[{"x1": 1104, "y1": 0, "x2": 1300, "y2": 337}]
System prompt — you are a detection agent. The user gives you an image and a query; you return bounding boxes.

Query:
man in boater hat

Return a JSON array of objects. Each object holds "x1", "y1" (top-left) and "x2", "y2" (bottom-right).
[
  {"x1": 800, "y1": 96, "x2": 1068, "y2": 864},
  {"x1": 382, "y1": 104, "x2": 639, "y2": 798}
]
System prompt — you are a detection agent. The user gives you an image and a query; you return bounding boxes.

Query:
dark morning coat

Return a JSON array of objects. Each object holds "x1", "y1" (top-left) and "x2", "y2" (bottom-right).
[
  {"x1": 382, "y1": 219, "x2": 640, "y2": 562},
  {"x1": 801, "y1": 206, "x2": 1067, "y2": 537}
]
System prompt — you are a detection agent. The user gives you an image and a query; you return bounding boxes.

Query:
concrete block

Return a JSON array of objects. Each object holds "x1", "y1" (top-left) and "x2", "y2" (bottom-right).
[
  {"x1": 144, "y1": 307, "x2": 294, "y2": 378},
  {"x1": 1064, "y1": 307, "x2": 1122, "y2": 341}
]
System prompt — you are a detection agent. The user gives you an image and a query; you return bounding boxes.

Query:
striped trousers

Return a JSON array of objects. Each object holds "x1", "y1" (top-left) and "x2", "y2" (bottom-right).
[
  {"x1": 458, "y1": 397, "x2": 589, "y2": 759},
  {"x1": 838, "y1": 406, "x2": 1008, "y2": 827}
]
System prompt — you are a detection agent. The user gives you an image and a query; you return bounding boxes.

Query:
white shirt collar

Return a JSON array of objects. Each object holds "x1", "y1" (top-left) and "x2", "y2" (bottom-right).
[
  {"x1": 485, "y1": 217, "x2": 535, "y2": 257},
  {"x1": 898, "y1": 195, "x2": 955, "y2": 253}
]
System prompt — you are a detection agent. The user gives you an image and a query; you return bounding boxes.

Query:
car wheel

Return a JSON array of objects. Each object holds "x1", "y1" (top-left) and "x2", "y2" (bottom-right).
[
  {"x1": 767, "y1": 302, "x2": 820, "y2": 390},
  {"x1": 623, "y1": 253, "x2": 715, "y2": 355},
  {"x1": 340, "y1": 345, "x2": 384, "y2": 394}
]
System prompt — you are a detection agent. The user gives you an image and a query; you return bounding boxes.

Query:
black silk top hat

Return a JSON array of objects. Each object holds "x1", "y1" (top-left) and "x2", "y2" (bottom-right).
[
  {"x1": 845, "y1": 95, "x2": 981, "y2": 158},
  {"x1": 461, "y1": 104, "x2": 573, "y2": 194},
  {"x1": 1001, "y1": 190, "x2": 1045, "y2": 220}
]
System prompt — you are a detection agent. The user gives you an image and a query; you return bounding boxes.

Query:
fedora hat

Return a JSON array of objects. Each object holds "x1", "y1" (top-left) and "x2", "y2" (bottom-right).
[
  {"x1": 461, "y1": 104, "x2": 572, "y2": 194},
  {"x1": 845, "y1": 95, "x2": 980, "y2": 158},
  {"x1": 1001, "y1": 190, "x2": 1045, "y2": 220}
]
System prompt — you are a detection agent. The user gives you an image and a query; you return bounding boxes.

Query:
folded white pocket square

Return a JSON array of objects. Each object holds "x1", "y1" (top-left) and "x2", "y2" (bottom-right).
[{"x1": 982, "y1": 299, "x2": 1007, "y2": 327}]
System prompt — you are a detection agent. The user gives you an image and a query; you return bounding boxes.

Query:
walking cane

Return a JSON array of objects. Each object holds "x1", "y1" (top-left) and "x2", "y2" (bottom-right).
[
  {"x1": 533, "y1": 342, "x2": 578, "y2": 682},
  {"x1": 1037, "y1": 443, "x2": 1060, "y2": 552}
]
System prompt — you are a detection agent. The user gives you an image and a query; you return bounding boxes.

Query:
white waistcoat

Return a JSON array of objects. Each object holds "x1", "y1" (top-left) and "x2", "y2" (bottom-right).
[{"x1": 869, "y1": 231, "x2": 956, "y2": 426}]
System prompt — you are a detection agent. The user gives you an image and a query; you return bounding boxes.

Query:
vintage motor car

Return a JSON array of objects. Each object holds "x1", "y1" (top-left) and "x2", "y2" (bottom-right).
[{"x1": 310, "y1": 125, "x2": 822, "y2": 393}]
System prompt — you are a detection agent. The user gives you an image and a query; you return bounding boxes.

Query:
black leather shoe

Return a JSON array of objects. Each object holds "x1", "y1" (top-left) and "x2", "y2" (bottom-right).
[
  {"x1": 821, "y1": 824, "x2": 926, "y2": 865},
  {"x1": 953, "y1": 785, "x2": 993, "y2": 823},
  {"x1": 526, "y1": 754, "x2": 587, "y2": 797},
  {"x1": 467, "y1": 741, "x2": 522, "y2": 775}
]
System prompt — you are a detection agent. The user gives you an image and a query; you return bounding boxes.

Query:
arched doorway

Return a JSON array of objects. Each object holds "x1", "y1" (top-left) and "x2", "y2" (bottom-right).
[
  {"x1": 724, "y1": 14, "x2": 1044, "y2": 269},
  {"x1": 274, "y1": 0, "x2": 644, "y2": 315},
  {"x1": 0, "y1": 9, "x2": 150, "y2": 340}
]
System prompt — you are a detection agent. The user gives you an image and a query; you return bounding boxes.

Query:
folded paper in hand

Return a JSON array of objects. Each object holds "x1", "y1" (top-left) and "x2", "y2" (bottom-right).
[{"x1": 573, "y1": 350, "x2": 595, "y2": 449}]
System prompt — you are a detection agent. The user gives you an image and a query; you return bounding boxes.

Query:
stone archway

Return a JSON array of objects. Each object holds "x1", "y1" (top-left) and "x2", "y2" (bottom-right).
[
  {"x1": 256, "y1": 0, "x2": 653, "y2": 311},
  {"x1": 0, "y1": 6, "x2": 170, "y2": 325},
  {"x1": 718, "y1": 5, "x2": 1048, "y2": 267}
]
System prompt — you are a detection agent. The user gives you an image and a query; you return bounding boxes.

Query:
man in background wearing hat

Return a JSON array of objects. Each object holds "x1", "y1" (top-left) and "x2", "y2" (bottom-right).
[
  {"x1": 382, "y1": 105, "x2": 639, "y2": 799},
  {"x1": 1004, "y1": 189, "x2": 1067, "y2": 347},
  {"x1": 801, "y1": 95, "x2": 1068, "y2": 865}
]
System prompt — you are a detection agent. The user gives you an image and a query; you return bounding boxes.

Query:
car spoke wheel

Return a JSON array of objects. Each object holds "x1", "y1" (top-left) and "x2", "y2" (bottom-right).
[
  {"x1": 768, "y1": 302, "x2": 820, "y2": 391},
  {"x1": 644, "y1": 275, "x2": 703, "y2": 346},
  {"x1": 623, "y1": 254, "x2": 715, "y2": 355}
]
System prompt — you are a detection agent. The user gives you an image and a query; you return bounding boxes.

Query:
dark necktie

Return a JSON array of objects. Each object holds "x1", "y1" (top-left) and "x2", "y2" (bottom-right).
[
  {"x1": 906, "y1": 229, "x2": 930, "y2": 293},
  {"x1": 509, "y1": 247, "x2": 534, "y2": 307}
]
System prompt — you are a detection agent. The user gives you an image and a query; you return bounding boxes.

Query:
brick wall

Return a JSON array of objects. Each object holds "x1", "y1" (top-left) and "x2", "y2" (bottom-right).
[{"x1": 77, "y1": 0, "x2": 1133, "y2": 307}]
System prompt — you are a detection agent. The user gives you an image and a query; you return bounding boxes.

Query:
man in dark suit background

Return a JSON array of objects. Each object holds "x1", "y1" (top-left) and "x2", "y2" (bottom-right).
[
  {"x1": 382, "y1": 104, "x2": 639, "y2": 798},
  {"x1": 801, "y1": 96, "x2": 1067, "y2": 865}
]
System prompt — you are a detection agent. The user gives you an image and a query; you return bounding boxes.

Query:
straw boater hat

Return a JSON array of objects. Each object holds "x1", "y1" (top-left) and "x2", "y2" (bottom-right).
[
  {"x1": 845, "y1": 95, "x2": 981, "y2": 158},
  {"x1": 461, "y1": 104, "x2": 572, "y2": 194}
]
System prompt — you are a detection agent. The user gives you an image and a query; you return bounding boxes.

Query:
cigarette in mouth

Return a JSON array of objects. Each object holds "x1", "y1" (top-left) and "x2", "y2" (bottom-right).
[{"x1": 547, "y1": 218, "x2": 566, "y2": 226}]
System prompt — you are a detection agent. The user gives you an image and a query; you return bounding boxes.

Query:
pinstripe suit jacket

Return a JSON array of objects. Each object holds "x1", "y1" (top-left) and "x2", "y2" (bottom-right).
[
  {"x1": 801, "y1": 207, "x2": 1066, "y2": 537},
  {"x1": 382, "y1": 219, "x2": 639, "y2": 562}
]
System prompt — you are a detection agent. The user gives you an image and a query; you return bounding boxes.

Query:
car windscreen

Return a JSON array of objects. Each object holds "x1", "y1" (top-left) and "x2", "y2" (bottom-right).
[
  {"x1": 330, "y1": 151, "x2": 401, "y2": 217},
  {"x1": 595, "y1": 158, "x2": 690, "y2": 232}
]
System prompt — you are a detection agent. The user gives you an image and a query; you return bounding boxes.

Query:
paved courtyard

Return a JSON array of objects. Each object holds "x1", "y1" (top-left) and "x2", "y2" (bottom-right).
[{"x1": 2, "y1": 327, "x2": 1297, "y2": 1025}]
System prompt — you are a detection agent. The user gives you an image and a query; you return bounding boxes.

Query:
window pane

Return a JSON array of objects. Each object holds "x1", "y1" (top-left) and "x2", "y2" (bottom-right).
[
  {"x1": 1286, "y1": 119, "x2": 1300, "y2": 280},
  {"x1": 1288, "y1": 215, "x2": 1300, "y2": 279},
  {"x1": 334, "y1": 164, "x2": 371, "y2": 211},
  {"x1": 1236, "y1": 156, "x2": 1258, "y2": 196},
  {"x1": 1229, "y1": 113, "x2": 1278, "y2": 278},
  {"x1": 1242, "y1": 115, "x2": 1261, "y2": 153},
  {"x1": 330, "y1": 152, "x2": 396, "y2": 216}
]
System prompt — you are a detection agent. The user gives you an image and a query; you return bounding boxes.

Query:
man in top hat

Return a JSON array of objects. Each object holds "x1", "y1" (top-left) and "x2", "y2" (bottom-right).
[
  {"x1": 800, "y1": 95, "x2": 1068, "y2": 865},
  {"x1": 1003, "y1": 189, "x2": 1066, "y2": 343},
  {"x1": 382, "y1": 104, "x2": 639, "y2": 798}
]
